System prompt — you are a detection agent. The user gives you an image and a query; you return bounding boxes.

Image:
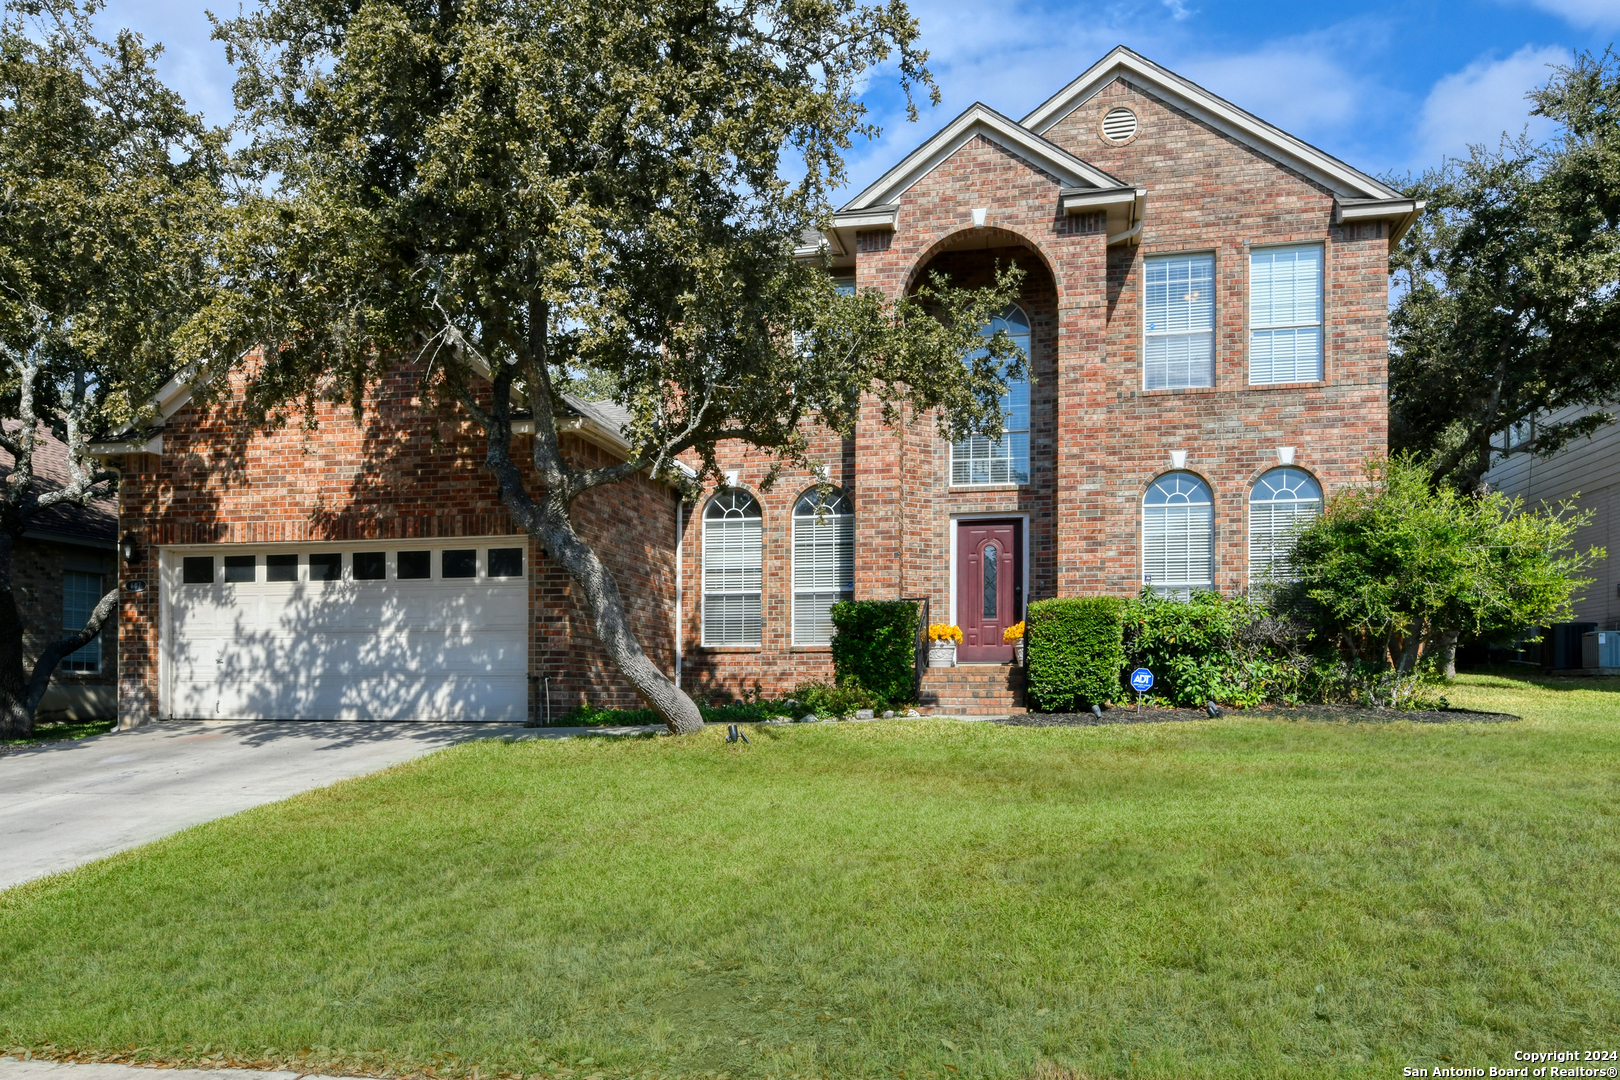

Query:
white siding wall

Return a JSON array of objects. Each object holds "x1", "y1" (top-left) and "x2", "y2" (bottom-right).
[{"x1": 1484, "y1": 402, "x2": 1620, "y2": 628}]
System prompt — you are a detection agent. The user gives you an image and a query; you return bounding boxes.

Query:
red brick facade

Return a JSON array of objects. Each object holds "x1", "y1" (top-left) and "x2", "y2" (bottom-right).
[
  {"x1": 113, "y1": 370, "x2": 679, "y2": 724},
  {"x1": 110, "y1": 54, "x2": 1396, "y2": 718}
]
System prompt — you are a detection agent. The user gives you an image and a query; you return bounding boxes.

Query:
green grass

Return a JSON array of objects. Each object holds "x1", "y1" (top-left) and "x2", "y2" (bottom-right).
[
  {"x1": 1, "y1": 717, "x2": 114, "y2": 745},
  {"x1": 2, "y1": 670, "x2": 1617, "y2": 1080}
]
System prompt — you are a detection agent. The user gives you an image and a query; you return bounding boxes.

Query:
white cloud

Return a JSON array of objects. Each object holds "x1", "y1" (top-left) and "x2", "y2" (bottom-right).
[
  {"x1": 1179, "y1": 42, "x2": 1370, "y2": 136},
  {"x1": 1414, "y1": 45, "x2": 1569, "y2": 168},
  {"x1": 1521, "y1": 0, "x2": 1620, "y2": 28}
]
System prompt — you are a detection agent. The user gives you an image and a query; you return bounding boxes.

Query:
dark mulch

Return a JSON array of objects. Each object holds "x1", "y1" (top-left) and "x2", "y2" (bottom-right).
[{"x1": 998, "y1": 704, "x2": 1520, "y2": 727}]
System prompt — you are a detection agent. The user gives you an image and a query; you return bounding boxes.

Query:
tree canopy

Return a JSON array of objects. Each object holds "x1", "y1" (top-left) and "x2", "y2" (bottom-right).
[
  {"x1": 0, "y1": 0, "x2": 225, "y2": 736},
  {"x1": 194, "y1": 0, "x2": 1030, "y2": 732},
  {"x1": 1390, "y1": 49, "x2": 1620, "y2": 492},
  {"x1": 1284, "y1": 456, "x2": 1601, "y2": 675}
]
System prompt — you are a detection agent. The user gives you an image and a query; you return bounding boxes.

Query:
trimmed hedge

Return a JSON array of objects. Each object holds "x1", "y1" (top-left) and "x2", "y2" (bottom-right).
[
  {"x1": 1026, "y1": 596, "x2": 1128, "y2": 711},
  {"x1": 830, "y1": 599, "x2": 921, "y2": 704}
]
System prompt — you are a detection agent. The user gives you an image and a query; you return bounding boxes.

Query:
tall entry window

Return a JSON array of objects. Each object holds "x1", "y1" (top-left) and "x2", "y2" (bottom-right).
[
  {"x1": 1250, "y1": 245, "x2": 1323, "y2": 384},
  {"x1": 1144, "y1": 253, "x2": 1215, "y2": 389},
  {"x1": 62, "y1": 571, "x2": 104, "y2": 672},
  {"x1": 951, "y1": 306, "x2": 1031, "y2": 485},
  {"x1": 792, "y1": 488, "x2": 854, "y2": 645},
  {"x1": 1143, "y1": 472, "x2": 1214, "y2": 597},
  {"x1": 1249, "y1": 467, "x2": 1322, "y2": 584},
  {"x1": 702, "y1": 489, "x2": 763, "y2": 646}
]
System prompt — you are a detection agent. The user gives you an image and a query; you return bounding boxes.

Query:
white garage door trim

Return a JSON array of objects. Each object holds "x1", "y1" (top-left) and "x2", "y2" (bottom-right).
[{"x1": 160, "y1": 538, "x2": 531, "y2": 722}]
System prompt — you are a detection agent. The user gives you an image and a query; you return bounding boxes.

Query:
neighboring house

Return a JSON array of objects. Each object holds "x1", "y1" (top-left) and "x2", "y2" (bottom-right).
[
  {"x1": 2, "y1": 426, "x2": 119, "y2": 721},
  {"x1": 93, "y1": 47, "x2": 1409, "y2": 724},
  {"x1": 1484, "y1": 404, "x2": 1620, "y2": 630}
]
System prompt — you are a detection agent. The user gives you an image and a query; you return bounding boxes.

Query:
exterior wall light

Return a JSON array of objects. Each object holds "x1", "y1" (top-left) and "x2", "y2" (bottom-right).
[{"x1": 120, "y1": 532, "x2": 142, "y2": 564}]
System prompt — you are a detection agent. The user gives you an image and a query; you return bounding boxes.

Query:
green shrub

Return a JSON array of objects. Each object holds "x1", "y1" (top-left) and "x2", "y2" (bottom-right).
[
  {"x1": 1026, "y1": 596, "x2": 1128, "y2": 711},
  {"x1": 784, "y1": 679, "x2": 882, "y2": 718},
  {"x1": 830, "y1": 599, "x2": 921, "y2": 704},
  {"x1": 1124, "y1": 590, "x2": 1307, "y2": 708}
]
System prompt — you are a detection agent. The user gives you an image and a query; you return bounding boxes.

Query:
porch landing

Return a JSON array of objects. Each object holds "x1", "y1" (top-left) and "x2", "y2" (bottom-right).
[{"x1": 919, "y1": 663, "x2": 1026, "y2": 716}]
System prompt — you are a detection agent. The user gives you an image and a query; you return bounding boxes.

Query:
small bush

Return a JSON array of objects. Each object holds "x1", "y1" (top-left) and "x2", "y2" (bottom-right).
[
  {"x1": 1124, "y1": 590, "x2": 1309, "y2": 708},
  {"x1": 1026, "y1": 597, "x2": 1128, "y2": 711},
  {"x1": 786, "y1": 679, "x2": 882, "y2": 718},
  {"x1": 831, "y1": 599, "x2": 921, "y2": 704}
]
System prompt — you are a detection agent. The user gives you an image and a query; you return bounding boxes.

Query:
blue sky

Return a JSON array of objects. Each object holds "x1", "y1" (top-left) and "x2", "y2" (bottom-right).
[{"x1": 100, "y1": 0, "x2": 1619, "y2": 198}]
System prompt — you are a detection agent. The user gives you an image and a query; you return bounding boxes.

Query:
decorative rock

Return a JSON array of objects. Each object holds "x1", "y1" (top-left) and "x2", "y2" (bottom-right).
[
  {"x1": 855, "y1": 709, "x2": 875, "y2": 720},
  {"x1": 882, "y1": 710, "x2": 895, "y2": 719},
  {"x1": 905, "y1": 709, "x2": 921, "y2": 717},
  {"x1": 798, "y1": 713, "x2": 818, "y2": 724}
]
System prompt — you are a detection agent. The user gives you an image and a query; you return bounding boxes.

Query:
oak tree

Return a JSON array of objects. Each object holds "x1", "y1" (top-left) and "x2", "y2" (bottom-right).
[{"x1": 195, "y1": 0, "x2": 1026, "y2": 733}]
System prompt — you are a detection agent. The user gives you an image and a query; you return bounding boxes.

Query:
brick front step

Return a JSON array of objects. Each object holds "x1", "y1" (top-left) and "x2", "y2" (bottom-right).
[{"x1": 919, "y1": 662, "x2": 1026, "y2": 715}]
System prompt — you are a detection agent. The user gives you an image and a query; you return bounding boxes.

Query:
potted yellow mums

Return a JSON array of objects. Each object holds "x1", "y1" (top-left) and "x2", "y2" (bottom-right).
[
  {"x1": 927, "y1": 623, "x2": 962, "y2": 668},
  {"x1": 1004, "y1": 621, "x2": 1026, "y2": 665}
]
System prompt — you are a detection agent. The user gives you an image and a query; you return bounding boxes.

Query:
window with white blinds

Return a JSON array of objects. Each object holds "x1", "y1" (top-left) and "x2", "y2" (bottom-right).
[
  {"x1": 1249, "y1": 467, "x2": 1322, "y2": 585},
  {"x1": 702, "y1": 489, "x2": 763, "y2": 646},
  {"x1": 1144, "y1": 253, "x2": 1215, "y2": 389},
  {"x1": 952, "y1": 306, "x2": 1031, "y2": 485},
  {"x1": 792, "y1": 488, "x2": 854, "y2": 645},
  {"x1": 62, "y1": 570, "x2": 104, "y2": 672},
  {"x1": 1249, "y1": 245, "x2": 1323, "y2": 384},
  {"x1": 1143, "y1": 472, "x2": 1214, "y2": 597}
]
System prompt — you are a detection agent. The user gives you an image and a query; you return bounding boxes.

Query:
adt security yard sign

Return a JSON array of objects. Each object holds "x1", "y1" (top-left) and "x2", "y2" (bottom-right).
[{"x1": 1129, "y1": 667, "x2": 1154, "y2": 714}]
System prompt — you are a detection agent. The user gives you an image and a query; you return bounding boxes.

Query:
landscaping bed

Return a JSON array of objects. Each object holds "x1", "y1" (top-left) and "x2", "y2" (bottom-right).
[{"x1": 1001, "y1": 703, "x2": 1520, "y2": 727}]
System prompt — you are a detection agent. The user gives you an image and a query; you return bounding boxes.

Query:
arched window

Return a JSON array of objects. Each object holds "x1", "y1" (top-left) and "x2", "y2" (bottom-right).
[
  {"x1": 951, "y1": 305, "x2": 1031, "y2": 486},
  {"x1": 1249, "y1": 467, "x2": 1322, "y2": 584},
  {"x1": 1143, "y1": 472, "x2": 1214, "y2": 597},
  {"x1": 702, "y1": 489, "x2": 763, "y2": 646},
  {"x1": 792, "y1": 487, "x2": 854, "y2": 645}
]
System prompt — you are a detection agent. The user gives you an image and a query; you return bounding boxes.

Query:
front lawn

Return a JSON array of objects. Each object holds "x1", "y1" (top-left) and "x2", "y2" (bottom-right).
[
  {"x1": 0, "y1": 717, "x2": 114, "y2": 747},
  {"x1": 1, "y1": 671, "x2": 1616, "y2": 1080}
]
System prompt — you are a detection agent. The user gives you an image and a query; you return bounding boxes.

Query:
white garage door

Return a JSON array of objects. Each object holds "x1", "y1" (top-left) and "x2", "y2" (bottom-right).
[{"x1": 163, "y1": 541, "x2": 529, "y2": 721}]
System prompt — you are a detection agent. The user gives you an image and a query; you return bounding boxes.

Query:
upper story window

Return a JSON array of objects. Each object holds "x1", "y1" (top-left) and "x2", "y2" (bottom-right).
[
  {"x1": 62, "y1": 570, "x2": 104, "y2": 673},
  {"x1": 792, "y1": 488, "x2": 854, "y2": 645},
  {"x1": 951, "y1": 305, "x2": 1031, "y2": 486},
  {"x1": 1143, "y1": 472, "x2": 1214, "y2": 598},
  {"x1": 1144, "y1": 253, "x2": 1215, "y2": 389},
  {"x1": 1249, "y1": 245, "x2": 1323, "y2": 384},
  {"x1": 702, "y1": 489, "x2": 763, "y2": 646},
  {"x1": 1248, "y1": 467, "x2": 1323, "y2": 585}
]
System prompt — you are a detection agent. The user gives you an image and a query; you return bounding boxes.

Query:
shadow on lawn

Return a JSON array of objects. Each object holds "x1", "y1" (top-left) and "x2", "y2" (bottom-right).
[{"x1": 1458, "y1": 664, "x2": 1620, "y2": 694}]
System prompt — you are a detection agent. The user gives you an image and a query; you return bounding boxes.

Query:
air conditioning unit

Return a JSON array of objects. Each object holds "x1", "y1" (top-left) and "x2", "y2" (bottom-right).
[{"x1": 1582, "y1": 631, "x2": 1620, "y2": 670}]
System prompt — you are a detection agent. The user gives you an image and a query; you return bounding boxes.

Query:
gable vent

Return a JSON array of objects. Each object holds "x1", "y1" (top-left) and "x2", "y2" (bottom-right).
[{"x1": 1101, "y1": 107, "x2": 1138, "y2": 143}]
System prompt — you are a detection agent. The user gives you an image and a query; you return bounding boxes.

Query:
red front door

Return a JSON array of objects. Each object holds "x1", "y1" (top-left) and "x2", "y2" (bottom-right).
[{"x1": 957, "y1": 520, "x2": 1021, "y2": 663}]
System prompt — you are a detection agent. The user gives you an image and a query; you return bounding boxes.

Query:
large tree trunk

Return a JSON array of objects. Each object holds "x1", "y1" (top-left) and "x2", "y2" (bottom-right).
[{"x1": 527, "y1": 488, "x2": 704, "y2": 735}]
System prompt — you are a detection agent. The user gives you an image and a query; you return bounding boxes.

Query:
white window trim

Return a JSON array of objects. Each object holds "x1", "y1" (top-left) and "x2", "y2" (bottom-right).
[
  {"x1": 1142, "y1": 250, "x2": 1217, "y2": 391},
  {"x1": 1141, "y1": 473, "x2": 1216, "y2": 597},
  {"x1": 790, "y1": 491, "x2": 854, "y2": 647},
  {"x1": 1247, "y1": 468, "x2": 1323, "y2": 585},
  {"x1": 1247, "y1": 242, "x2": 1325, "y2": 386},
  {"x1": 701, "y1": 491, "x2": 764, "y2": 648},
  {"x1": 950, "y1": 305, "x2": 1032, "y2": 487}
]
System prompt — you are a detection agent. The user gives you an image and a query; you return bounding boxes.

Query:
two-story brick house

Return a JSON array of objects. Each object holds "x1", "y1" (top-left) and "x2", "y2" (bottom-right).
[{"x1": 98, "y1": 47, "x2": 1412, "y2": 725}]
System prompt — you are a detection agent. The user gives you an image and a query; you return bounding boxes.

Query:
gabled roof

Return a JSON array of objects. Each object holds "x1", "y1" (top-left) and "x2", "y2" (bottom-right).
[
  {"x1": 838, "y1": 102, "x2": 1132, "y2": 212},
  {"x1": 1020, "y1": 46, "x2": 1402, "y2": 201}
]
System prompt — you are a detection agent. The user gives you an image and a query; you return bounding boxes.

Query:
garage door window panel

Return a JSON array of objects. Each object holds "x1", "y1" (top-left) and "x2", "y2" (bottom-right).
[
  {"x1": 267, "y1": 554, "x2": 298, "y2": 582},
  {"x1": 224, "y1": 555, "x2": 256, "y2": 583},
  {"x1": 309, "y1": 553, "x2": 342, "y2": 582},
  {"x1": 489, "y1": 547, "x2": 524, "y2": 578},
  {"x1": 353, "y1": 552, "x2": 386, "y2": 580},
  {"x1": 397, "y1": 550, "x2": 431, "y2": 579},
  {"x1": 182, "y1": 556, "x2": 215, "y2": 584},
  {"x1": 443, "y1": 549, "x2": 477, "y2": 579}
]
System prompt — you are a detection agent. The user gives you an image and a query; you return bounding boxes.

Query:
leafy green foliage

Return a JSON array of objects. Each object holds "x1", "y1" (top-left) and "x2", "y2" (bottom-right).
[
  {"x1": 1283, "y1": 456, "x2": 1601, "y2": 672},
  {"x1": 1390, "y1": 49, "x2": 1620, "y2": 491},
  {"x1": 830, "y1": 600, "x2": 919, "y2": 706},
  {"x1": 784, "y1": 679, "x2": 883, "y2": 718},
  {"x1": 1025, "y1": 597, "x2": 1127, "y2": 711},
  {"x1": 1124, "y1": 591, "x2": 1308, "y2": 709}
]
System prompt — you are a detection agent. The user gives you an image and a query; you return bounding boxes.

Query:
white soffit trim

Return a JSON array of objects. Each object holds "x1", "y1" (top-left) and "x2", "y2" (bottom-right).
[
  {"x1": 840, "y1": 103, "x2": 1125, "y2": 212},
  {"x1": 1020, "y1": 46, "x2": 1402, "y2": 202}
]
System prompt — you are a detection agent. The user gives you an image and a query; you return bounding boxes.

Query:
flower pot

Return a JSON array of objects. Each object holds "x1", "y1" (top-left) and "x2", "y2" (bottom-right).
[
  {"x1": 928, "y1": 642, "x2": 957, "y2": 668},
  {"x1": 1012, "y1": 639, "x2": 1025, "y2": 666}
]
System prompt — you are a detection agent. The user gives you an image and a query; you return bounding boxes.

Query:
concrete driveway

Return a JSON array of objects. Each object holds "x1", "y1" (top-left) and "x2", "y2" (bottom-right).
[{"x1": 0, "y1": 720, "x2": 653, "y2": 892}]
